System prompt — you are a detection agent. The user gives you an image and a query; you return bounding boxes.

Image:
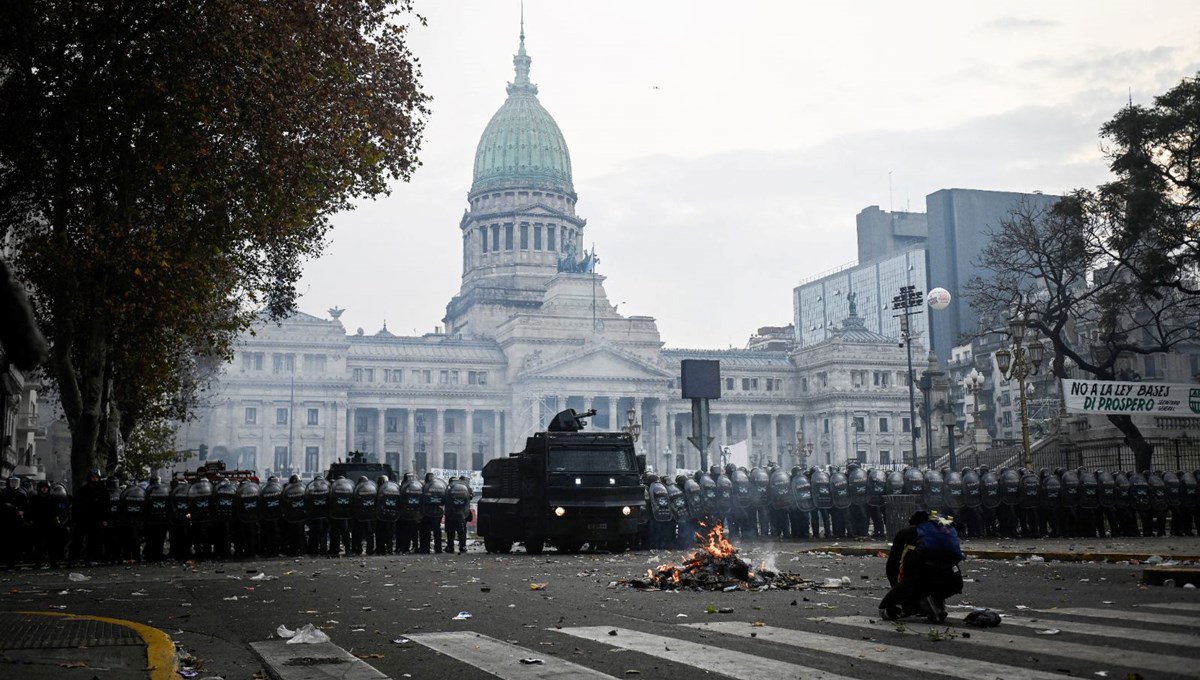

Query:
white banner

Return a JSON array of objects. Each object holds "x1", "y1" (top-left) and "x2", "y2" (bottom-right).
[
  {"x1": 430, "y1": 468, "x2": 484, "y2": 495},
  {"x1": 1063, "y1": 378, "x2": 1200, "y2": 417},
  {"x1": 719, "y1": 440, "x2": 750, "y2": 469}
]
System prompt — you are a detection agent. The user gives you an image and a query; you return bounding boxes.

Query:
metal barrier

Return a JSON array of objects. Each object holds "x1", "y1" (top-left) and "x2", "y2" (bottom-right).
[{"x1": 883, "y1": 494, "x2": 921, "y2": 537}]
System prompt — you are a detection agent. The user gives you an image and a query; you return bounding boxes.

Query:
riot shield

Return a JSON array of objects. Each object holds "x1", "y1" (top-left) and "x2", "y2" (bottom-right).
[
  {"x1": 260, "y1": 478, "x2": 284, "y2": 521},
  {"x1": 283, "y1": 479, "x2": 308, "y2": 523},
  {"x1": 830, "y1": 469, "x2": 851, "y2": 510},
  {"x1": 769, "y1": 468, "x2": 792, "y2": 511},
  {"x1": 145, "y1": 481, "x2": 170, "y2": 526},
  {"x1": 923, "y1": 469, "x2": 944, "y2": 510},
  {"x1": 943, "y1": 469, "x2": 964, "y2": 511},
  {"x1": 903, "y1": 467, "x2": 925, "y2": 496},
  {"x1": 1097, "y1": 470, "x2": 1117, "y2": 509},
  {"x1": 962, "y1": 469, "x2": 982, "y2": 509},
  {"x1": 188, "y1": 478, "x2": 214, "y2": 523},
  {"x1": 305, "y1": 477, "x2": 330, "y2": 520},
  {"x1": 399, "y1": 478, "x2": 423, "y2": 522},
  {"x1": 1039, "y1": 472, "x2": 1062, "y2": 510},
  {"x1": 214, "y1": 479, "x2": 237, "y2": 521},
  {"x1": 1019, "y1": 471, "x2": 1040, "y2": 510},
  {"x1": 867, "y1": 468, "x2": 887, "y2": 506},
  {"x1": 731, "y1": 468, "x2": 753, "y2": 511},
  {"x1": 716, "y1": 473, "x2": 734, "y2": 516},
  {"x1": 1079, "y1": 470, "x2": 1100, "y2": 510},
  {"x1": 377, "y1": 479, "x2": 402, "y2": 522},
  {"x1": 420, "y1": 476, "x2": 447, "y2": 519},
  {"x1": 120, "y1": 483, "x2": 146, "y2": 524},
  {"x1": 811, "y1": 468, "x2": 833, "y2": 510},
  {"x1": 981, "y1": 469, "x2": 1002, "y2": 509},
  {"x1": 445, "y1": 479, "x2": 472, "y2": 519},
  {"x1": 791, "y1": 469, "x2": 815, "y2": 513},
  {"x1": 1060, "y1": 469, "x2": 1080, "y2": 508},
  {"x1": 355, "y1": 478, "x2": 379, "y2": 520},
  {"x1": 650, "y1": 480, "x2": 673, "y2": 522},
  {"x1": 847, "y1": 466, "x2": 869, "y2": 508},
  {"x1": 235, "y1": 481, "x2": 261, "y2": 524},
  {"x1": 999, "y1": 469, "x2": 1021, "y2": 507},
  {"x1": 1147, "y1": 472, "x2": 1167, "y2": 512}
]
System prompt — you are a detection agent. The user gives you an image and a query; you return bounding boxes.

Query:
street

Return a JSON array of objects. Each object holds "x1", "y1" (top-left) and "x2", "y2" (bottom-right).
[{"x1": 2, "y1": 536, "x2": 1198, "y2": 680}]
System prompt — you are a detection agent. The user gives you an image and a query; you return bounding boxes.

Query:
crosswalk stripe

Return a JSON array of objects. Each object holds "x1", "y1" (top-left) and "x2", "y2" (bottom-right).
[
  {"x1": 1031, "y1": 607, "x2": 1198, "y2": 627},
  {"x1": 1001, "y1": 615, "x2": 1199, "y2": 647},
  {"x1": 554, "y1": 626, "x2": 860, "y2": 680},
  {"x1": 405, "y1": 631, "x2": 617, "y2": 680},
  {"x1": 687, "y1": 621, "x2": 1067, "y2": 680},
  {"x1": 815, "y1": 616, "x2": 1195, "y2": 676},
  {"x1": 1136, "y1": 602, "x2": 1200, "y2": 612},
  {"x1": 250, "y1": 640, "x2": 387, "y2": 680}
]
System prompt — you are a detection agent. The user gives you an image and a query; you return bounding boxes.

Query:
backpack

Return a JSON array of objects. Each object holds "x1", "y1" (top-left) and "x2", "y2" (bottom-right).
[{"x1": 915, "y1": 517, "x2": 964, "y2": 564}]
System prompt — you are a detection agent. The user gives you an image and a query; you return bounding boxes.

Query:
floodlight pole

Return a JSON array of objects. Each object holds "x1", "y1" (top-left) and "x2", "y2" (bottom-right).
[{"x1": 892, "y1": 285, "x2": 924, "y2": 469}]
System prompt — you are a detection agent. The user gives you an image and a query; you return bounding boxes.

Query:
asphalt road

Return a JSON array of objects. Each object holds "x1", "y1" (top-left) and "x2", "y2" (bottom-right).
[{"x1": 3, "y1": 538, "x2": 1198, "y2": 680}]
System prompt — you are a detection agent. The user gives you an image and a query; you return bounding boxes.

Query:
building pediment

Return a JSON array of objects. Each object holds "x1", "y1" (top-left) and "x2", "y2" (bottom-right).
[{"x1": 518, "y1": 343, "x2": 674, "y2": 382}]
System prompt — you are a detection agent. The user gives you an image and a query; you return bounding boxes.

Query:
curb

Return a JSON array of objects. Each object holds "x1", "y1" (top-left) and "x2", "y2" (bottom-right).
[
  {"x1": 16, "y1": 611, "x2": 178, "y2": 680},
  {"x1": 808, "y1": 545, "x2": 1200, "y2": 563}
]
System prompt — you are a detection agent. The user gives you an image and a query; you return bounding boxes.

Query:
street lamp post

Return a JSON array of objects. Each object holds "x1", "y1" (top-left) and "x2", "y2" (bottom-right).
[
  {"x1": 941, "y1": 407, "x2": 958, "y2": 470},
  {"x1": 663, "y1": 446, "x2": 672, "y2": 477},
  {"x1": 964, "y1": 368, "x2": 984, "y2": 444},
  {"x1": 893, "y1": 285, "x2": 925, "y2": 469},
  {"x1": 622, "y1": 407, "x2": 642, "y2": 444},
  {"x1": 803, "y1": 442, "x2": 814, "y2": 469},
  {"x1": 994, "y1": 318, "x2": 1045, "y2": 469}
]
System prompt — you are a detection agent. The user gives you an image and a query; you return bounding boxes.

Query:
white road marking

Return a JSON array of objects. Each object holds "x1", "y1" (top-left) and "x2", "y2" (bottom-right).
[
  {"x1": 250, "y1": 640, "x2": 387, "y2": 680},
  {"x1": 1135, "y1": 602, "x2": 1200, "y2": 612},
  {"x1": 406, "y1": 631, "x2": 616, "y2": 680},
  {"x1": 1000, "y1": 614, "x2": 1198, "y2": 647},
  {"x1": 1031, "y1": 606, "x2": 1198, "y2": 627},
  {"x1": 554, "y1": 625, "x2": 861, "y2": 680},
  {"x1": 688, "y1": 621, "x2": 1070, "y2": 680},
  {"x1": 815, "y1": 616, "x2": 1196, "y2": 676}
]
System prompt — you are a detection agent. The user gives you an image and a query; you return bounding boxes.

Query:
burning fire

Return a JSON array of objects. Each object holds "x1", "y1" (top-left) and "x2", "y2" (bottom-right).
[{"x1": 644, "y1": 522, "x2": 755, "y2": 588}]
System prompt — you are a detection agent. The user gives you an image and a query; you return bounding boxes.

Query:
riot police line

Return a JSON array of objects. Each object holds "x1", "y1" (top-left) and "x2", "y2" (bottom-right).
[
  {"x1": 0, "y1": 469, "x2": 476, "y2": 569},
  {"x1": 633, "y1": 462, "x2": 1200, "y2": 549}
]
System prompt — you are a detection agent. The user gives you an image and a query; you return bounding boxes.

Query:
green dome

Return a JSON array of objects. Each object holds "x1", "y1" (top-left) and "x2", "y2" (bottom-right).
[{"x1": 471, "y1": 34, "x2": 573, "y2": 196}]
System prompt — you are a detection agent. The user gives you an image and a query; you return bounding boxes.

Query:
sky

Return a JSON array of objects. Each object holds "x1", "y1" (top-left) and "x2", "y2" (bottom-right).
[{"x1": 295, "y1": 1, "x2": 1200, "y2": 350}]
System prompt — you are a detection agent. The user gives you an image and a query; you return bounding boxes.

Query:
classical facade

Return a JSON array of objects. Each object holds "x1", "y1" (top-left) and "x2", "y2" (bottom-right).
[{"x1": 172, "y1": 29, "x2": 919, "y2": 480}]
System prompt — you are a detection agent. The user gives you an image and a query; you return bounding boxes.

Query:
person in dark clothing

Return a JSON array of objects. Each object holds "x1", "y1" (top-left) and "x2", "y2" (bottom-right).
[
  {"x1": 1, "y1": 477, "x2": 30, "y2": 569},
  {"x1": 30, "y1": 481, "x2": 68, "y2": 568},
  {"x1": 69, "y1": 469, "x2": 111, "y2": 566},
  {"x1": 879, "y1": 510, "x2": 964, "y2": 622}
]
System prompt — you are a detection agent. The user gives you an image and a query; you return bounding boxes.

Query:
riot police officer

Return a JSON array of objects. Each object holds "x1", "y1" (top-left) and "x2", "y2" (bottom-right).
[
  {"x1": 305, "y1": 476, "x2": 330, "y2": 555},
  {"x1": 69, "y1": 469, "x2": 110, "y2": 567},
  {"x1": 328, "y1": 475, "x2": 354, "y2": 556},
  {"x1": 809, "y1": 467, "x2": 834, "y2": 539},
  {"x1": 233, "y1": 479, "x2": 261, "y2": 558},
  {"x1": 419, "y1": 473, "x2": 447, "y2": 553},
  {"x1": 789, "y1": 466, "x2": 813, "y2": 539},
  {"x1": 30, "y1": 480, "x2": 68, "y2": 568},
  {"x1": 1, "y1": 476, "x2": 29, "y2": 569},
  {"x1": 376, "y1": 476, "x2": 401, "y2": 555},
  {"x1": 444, "y1": 476, "x2": 473, "y2": 554},
  {"x1": 282, "y1": 475, "x2": 308, "y2": 555},
  {"x1": 397, "y1": 473, "x2": 422, "y2": 553},
  {"x1": 259, "y1": 476, "x2": 283, "y2": 556}
]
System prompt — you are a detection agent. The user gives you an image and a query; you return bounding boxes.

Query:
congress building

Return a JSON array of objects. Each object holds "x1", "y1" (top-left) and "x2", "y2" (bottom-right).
[{"x1": 174, "y1": 30, "x2": 920, "y2": 480}]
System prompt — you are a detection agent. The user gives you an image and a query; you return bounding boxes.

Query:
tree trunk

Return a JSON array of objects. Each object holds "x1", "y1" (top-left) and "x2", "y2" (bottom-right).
[{"x1": 1107, "y1": 414, "x2": 1154, "y2": 472}]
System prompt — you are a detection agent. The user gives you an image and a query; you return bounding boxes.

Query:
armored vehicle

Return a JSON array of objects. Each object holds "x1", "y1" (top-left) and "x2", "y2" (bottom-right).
[
  {"x1": 326, "y1": 451, "x2": 396, "y2": 487},
  {"x1": 477, "y1": 408, "x2": 646, "y2": 555}
]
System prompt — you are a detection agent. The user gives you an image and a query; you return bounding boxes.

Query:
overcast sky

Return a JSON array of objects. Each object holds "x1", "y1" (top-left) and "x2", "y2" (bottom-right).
[{"x1": 295, "y1": 1, "x2": 1200, "y2": 350}]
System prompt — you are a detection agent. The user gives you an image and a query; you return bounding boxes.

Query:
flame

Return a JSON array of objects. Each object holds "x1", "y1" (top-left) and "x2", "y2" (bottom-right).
[{"x1": 644, "y1": 522, "x2": 742, "y2": 587}]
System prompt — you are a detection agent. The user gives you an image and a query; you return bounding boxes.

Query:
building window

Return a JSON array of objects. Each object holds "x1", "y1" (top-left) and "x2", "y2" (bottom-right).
[
  {"x1": 355, "y1": 415, "x2": 368, "y2": 433},
  {"x1": 533, "y1": 225, "x2": 543, "y2": 250},
  {"x1": 874, "y1": 371, "x2": 890, "y2": 387},
  {"x1": 547, "y1": 226, "x2": 556, "y2": 251},
  {"x1": 726, "y1": 377, "x2": 735, "y2": 391},
  {"x1": 276, "y1": 408, "x2": 288, "y2": 425},
  {"x1": 244, "y1": 407, "x2": 257, "y2": 425},
  {"x1": 305, "y1": 446, "x2": 320, "y2": 472},
  {"x1": 386, "y1": 416, "x2": 398, "y2": 433},
  {"x1": 445, "y1": 418, "x2": 455, "y2": 434},
  {"x1": 443, "y1": 452, "x2": 458, "y2": 469},
  {"x1": 801, "y1": 377, "x2": 808, "y2": 392},
  {"x1": 307, "y1": 408, "x2": 319, "y2": 426},
  {"x1": 880, "y1": 450, "x2": 892, "y2": 465},
  {"x1": 480, "y1": 228, "x2": 488, "y2": 253},
  {"x1": 856, "y1": 450, "x2": 867, "y2": 463},
  {"x1": 520, "y1": 224, "x2": 529, "y2": 249},
  {"x1": 902, "y1": 417, "x2": 911, "y2": 433},
  {"x1": 274, "y1": 446, "x2": 289, "y2": 474},
  {"x1": 415, "y1": 415, "x2": 426, "y2": 434},
  {"x1": 853, "y1": 416, "x2": 866, "y2": 432},
  {"x1": 439, "y1": 369, "x2": 449, "y2": 385},
  {"x1": 423, "y1": 369, "x2": 432, "y2": 384},
  {"x1": 272, "y1": 353, "x2": 295, "y2": 374},
  {"x1": 823, "y1": 418, "x2": 830, "y2": 434},
  {"x1": 505, "y1": 224, "x2": 514, "y2": 250},
  {"x1": 742, "y1": 378, "x2": 750, "y2": 391},
  {"x1": 242, "y1": 352, "x2": 264, "y2": 371},
  {"x1": 302, "y1": 354, "x2": 326, "y2": 373},
  {"x1": 879, "y1": 417, "x2": 889, "y2": 433},
  {"x1": 491, "y1": 225, "x2": 500, "y2": 252}
]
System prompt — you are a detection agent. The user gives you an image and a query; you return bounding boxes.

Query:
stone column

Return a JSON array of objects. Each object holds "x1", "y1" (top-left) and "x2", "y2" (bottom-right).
[
  {"x1": 744, "y1": 414, "x2": 755, "y2": 467},
  {"x1": 666, "y1": 411, "x2": 676, "y2": 471},
  {"x1": 770, "y1": 414, "x2": 779, "y2": 466},
  {"x1": 465, "y1": 409, "x2": 475, "y2": 470},
  {"x1": 376, "y1": 408, "x2": 386, "y2": 462},
  {"x1": 346, "y1": 407, "x2": 356, "y2": 454},
  {"x1": 493, "y1": 410, "x2": 502, "y2": 459},
  {"x1": 434, "y1": 408, "x2": 444, "y2": 470},
  {"x1": 405, "y1": 409, "x2": 416, "y2": 475}
]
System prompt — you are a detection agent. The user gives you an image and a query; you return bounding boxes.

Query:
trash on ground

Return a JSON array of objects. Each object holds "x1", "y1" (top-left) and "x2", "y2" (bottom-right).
[
  {"x1": 1027, "y1": 555, "x2": 1044, "y2": 562},
  {"x1": 277, "y1": 625, "x2": 295, "y2": 639},
  {"x1": 452, "y1": 611, "x2": 472, "y2": 620},
  {"x1": 250, "y1": 573, "x2": 277, "y2": 581},
  {"x1": 68, "y1": 572, "x2": 91, "y2": 582},
  {"x1": 1035, "y1": 629, "x2": 1060, "y2": 635},
  {"x1": 821, "y1": 578, "x2": 843, "y2": 588},
  {"x1": 285, "y1": 624, "x2": 330, "y2": 644},
  {"x1": 519, "y1": 658, "x2": 545, "y2": 665},
  {"x1": 529, "y1": 583, "x2": 547, "y2": 590},
  {"x1": 963, "y1": 609, "x2": 1002, "y2": 627},
  {"x1": 392, "y1": 638, "x2": 410, "y2": 644}
]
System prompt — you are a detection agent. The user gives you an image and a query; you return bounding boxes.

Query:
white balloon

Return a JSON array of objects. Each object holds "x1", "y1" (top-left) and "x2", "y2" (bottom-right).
[{"x1": 927, "y1": 287, "x2": 952, "y2": 310}]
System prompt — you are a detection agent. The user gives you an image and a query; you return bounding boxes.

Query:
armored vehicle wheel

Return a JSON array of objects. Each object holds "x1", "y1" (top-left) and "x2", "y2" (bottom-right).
[
  {"x1": 525, "y1": 537, "x2": 546, "y2": 555},
  {"x1": 484, "y1": 537, "x2": 513, "y2": 554},
  {"x1": 557, "y1": 540, "x2": 583, "y2": 554},
  {"x1": 607, "y1": 538, "x2": 628, "y2": 554}
]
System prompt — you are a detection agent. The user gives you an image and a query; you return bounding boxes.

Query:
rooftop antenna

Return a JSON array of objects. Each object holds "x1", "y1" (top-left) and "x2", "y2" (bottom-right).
[{"x1": 888, "y1": 170, "x2": 894, "y2": 214}]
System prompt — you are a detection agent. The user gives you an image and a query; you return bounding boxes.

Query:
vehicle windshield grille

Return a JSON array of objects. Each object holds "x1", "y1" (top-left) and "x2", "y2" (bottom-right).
[{"x1": 548, "y1": 449, "x2": 634, "y2": 473}]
